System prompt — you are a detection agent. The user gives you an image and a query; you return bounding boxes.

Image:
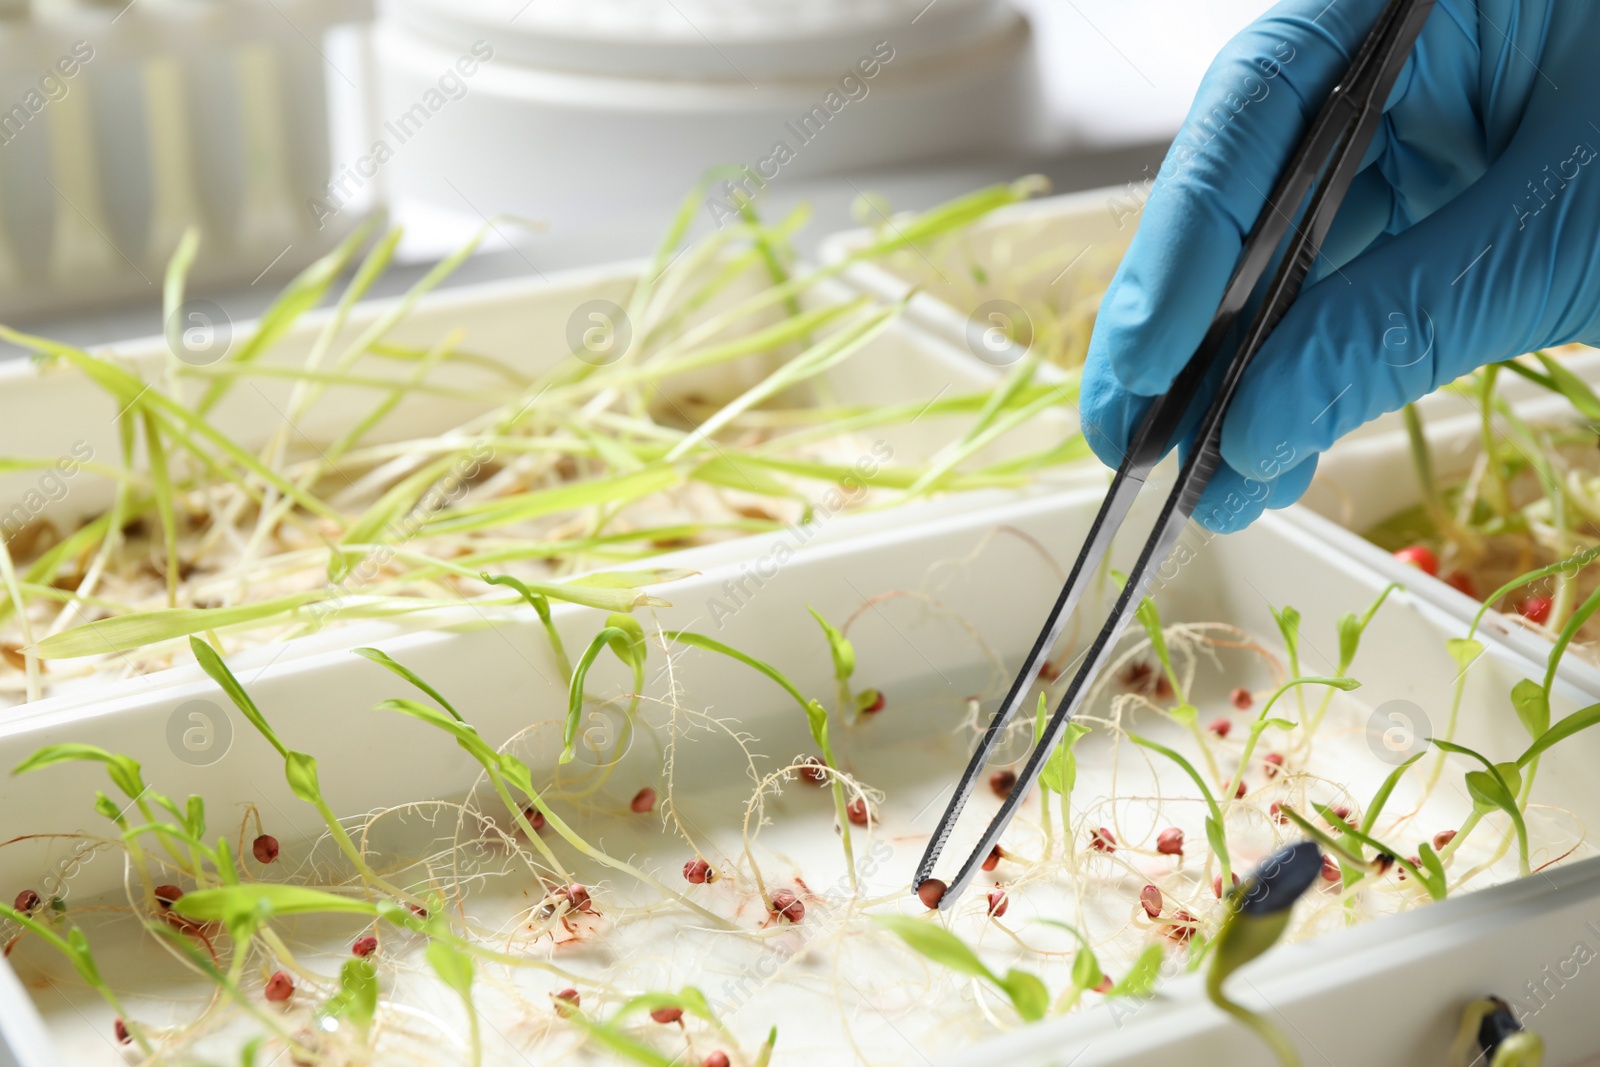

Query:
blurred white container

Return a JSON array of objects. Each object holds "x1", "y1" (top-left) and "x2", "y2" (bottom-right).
[
  {"x1": 0, "y1": 0, "x2": 370, "y2": 322},
  {"x1": 369, "y1": 0, "x2": 1043, "y2": 225}
]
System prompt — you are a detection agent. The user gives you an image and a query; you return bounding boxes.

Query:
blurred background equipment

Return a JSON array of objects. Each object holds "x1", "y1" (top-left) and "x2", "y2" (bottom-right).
[
  {"x1": 0, "y1": 0, "x2": 368, "y2": 321},
  {"x1": 0, "y1": 0, "x2": 1275, "y2": 339}
]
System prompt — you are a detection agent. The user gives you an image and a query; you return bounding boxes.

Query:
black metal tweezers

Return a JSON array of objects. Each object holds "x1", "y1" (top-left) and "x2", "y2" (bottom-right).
[{"x1": 915, "y1": 0, "x2": 1437, "y2": 907}]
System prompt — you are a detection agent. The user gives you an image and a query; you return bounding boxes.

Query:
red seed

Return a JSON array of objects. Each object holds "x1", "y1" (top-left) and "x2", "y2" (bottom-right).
[
  {"x1": 1373, "y1": 853, "x2": 1395, "y2": 876},
  {"x1": 410, "y1": 904, "x2": 429, "y2": 919},
  {"x1": 352, "y1": 936, "x2": 378, "y2": 958},
  {"x1": 989, "y1": 769, "x2": 1018, "y2": 798},
  {"x1": 1156, "y1": 827, "x2": 1184, "y2": 855},
  {"x1": 1520, "y1": 596, "x2": 1553, "y2": 624},
  {"x1": 704, "y1": 1053, "x2": 732, "y2": 1067},
  {"x1": 557, "y1": 884, "x2": 593, "y2": 913},
  {"x1": 1139, "y1": 884, "x2": 1162, "y2": 918},
  {"x1": 631, "y1": 787, "x2": 657, "y2": 814},
  {"x1": 1090, "y1": 827, "x2": 1116, "y2": 853},
  {"x1": 1213, "y1": 872, "x2": 1241, "y2": 898},
  {"x1": 1233, "y1": 779, "x2": 1248, "y2": 799},
  {"x1": 1038, "y1": 660, "x2": 1060, "y2": 682},
  {"x1": 1207, "y1": 718, "x2": 1232, "y2": 738},
  {"x1": 1329, "y1": 805, "x2": 1353, "y2": 830},
  {"x1": 1397, "y1": 855, "x2": 1422, "y2": 880},
  {"x1": 980, "y1": 845, "x2": 1003, "y2": 872},
  {"x1": 650, "y1": 1006, "x2": 684, "y2": 1025},
  {"x1": 986, "y1": 889, "x2": 1008, "y2": 918},
  {"x1": 1320, "y1": 857, "x2": 1341, "y2": 884},
  {"x1": 114, "y1": 1018, "x2": 130, "y2": 1044},
  {"x1": 1432, "y1": 829, "x2": 1457, "y2": 851},
  {"x1": 1166, "y1": 910, "x2": 1197, "y2": 944},
  {"x1": 522, "y1": 806, "x2": 547, "y2": 831},
  {"x1": 846, "y1": 798, "x2": 871, "y2": 826},
  {"x1": 683, "y1": 858, "x2": 715, "y2": 884},
  {"x1": 797, "y1": 757, "x2": 829, "y2": 786},
  {"x1": 1446, "y1": 572, "x2": 1477, "y2": 598},
  {"x1": 264, "y1": 971, "x2": 294, "y2": 1003},
  {"x1": 1230, "y1": 687, "x2": 1253, "y2": 710},
  {"x1": 1262, "y1": 752, "x2": 1284, "y2": 779},
  {"x1": 1393, "y1": 545, "x2": 1438, "y2": 576},
  {"x1": 252, "y1": 834, "x2": 280, "y2": 864},
  {"x1": 154, "y1": 885, "x2": 183, "y2": 909},
  {"x1": 1120, "y1": 661, "x2": 1155, "y2": 693},
  {"x1": 1154, "y1": 675, "x2": 1175, "y2": 700},
  {"x1": 863, "y1": 690, "x2": 886, "y2": 714},
  {"x1": 12, "y1": 890, "x2": 39, "y2": 914},
  {"x1": 553, "y1": 988, "x2": 580, "y2": 1015},
  {"x1": 1094, "y1": 975, "x2": 1114, "y2": 994},
  {"x1": 770, "y1": 889, "x2": 804, "y2": 923},
  {"x1": 917, "y1": 880, "x2": 946, "y2": 910},
  {"x1": 1270, "y1": 802, "x2": 1289, "y2": 825}
]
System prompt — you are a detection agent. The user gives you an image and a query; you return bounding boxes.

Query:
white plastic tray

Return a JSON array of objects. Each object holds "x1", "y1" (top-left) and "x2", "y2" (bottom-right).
[{"x1": 4, "y1": 483, "x2": 1599, "y2": 1065}]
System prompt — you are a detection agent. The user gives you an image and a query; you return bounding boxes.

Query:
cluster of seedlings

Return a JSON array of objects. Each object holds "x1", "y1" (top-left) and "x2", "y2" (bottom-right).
[
  {"x1": 0, "y1": 174, "x2": 1082, "y2": 705},
  {"x1": 1374, "y1": 348, "x2": 1600, "y2": 652},
  {"x1": 2, "y1": 519, "x2": 1594, "y2": 1067}
]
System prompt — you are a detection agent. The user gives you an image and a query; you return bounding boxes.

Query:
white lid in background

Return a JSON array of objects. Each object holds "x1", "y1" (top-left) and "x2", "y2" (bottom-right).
[{"x1": 377, "y1": 0, "x2": 1020, "y2": 81}]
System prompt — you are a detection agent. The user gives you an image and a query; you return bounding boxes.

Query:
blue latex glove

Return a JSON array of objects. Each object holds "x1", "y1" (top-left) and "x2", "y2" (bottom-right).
[{"x1": 1080, "y1": 0, "x2": 1600, "y2": 532}]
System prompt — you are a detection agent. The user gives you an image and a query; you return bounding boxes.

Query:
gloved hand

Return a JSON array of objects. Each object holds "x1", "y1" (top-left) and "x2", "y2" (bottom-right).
[{"x1": 1080, "y1": 0, "x2": 1600, "y2": 532}]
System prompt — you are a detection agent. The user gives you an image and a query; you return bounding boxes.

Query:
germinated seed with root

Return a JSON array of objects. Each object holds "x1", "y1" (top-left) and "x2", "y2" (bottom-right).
[
  {"x1": 1140, "y1": 885, "x2": 1162, "y2": 918},
  {"x1": 1320, "y1": 857, "x2": 1341, "y2": 884},
  {"x1": 798, "y1": 758, "x2": 829, "y2": 786},
  {"x1": 352, "y1": 936, "x2": 378, "y2": 958},
  {"x1": 863, "y1": 691, "x2": 886, "y2": 714},
  {"x1": 522, "y1": 806, "x2": 547, "y2": 832},
  {"x1": 1156, "y1": 828, "x2": 1183, "y2": 855},
  {"x1": 986, "y1": 889, "x2": 1008, "y2": 918},
  {"x1": 114, "y1": 1019, "x2": 130, "y2": 1045},
  {"x1": 650, "y1": 1007, "x2": 684, "y2": 1024},
  {"x1": 1212, "y1": 873, "x2": 1240, "y2": 898},
  {"x1": 683, "y1": 858, "x2": 715, "y2": 884},
  {"x1": 1207, "y1": 718, "x2": 1232, "y2": 738},
  {"x1": 552, "y1": 989, "x2": 580, "y2": 1016},
  {"x1": 846, "y1": 798, "x2": 871, "y2": 827},
  {"x1": 154, "y1": 885, "x2": 183, "y2": 909},
  {"x1": 988, "y1": 769, "x2": 1017, "y2": 798},
  {"x1": 251, "y1": 834, "x2": 280, "y2": 864},
  {"x1": 264, "y1": 971, "x2": 294, "y2": 1003},
  {"x1": 1090, "y1": 828, "x2": 1116, "y2": 853},
  {"x1": 631, "y1": 787, "x2": 657, "y2": 814},
  {"x1": 1432, "y1": 829, "x2": 1457, "y2": 851},
  {"x1": 1230, "y1": 687, "x2": 1253, "y2": 710},
  {"x1": 916, "y1": 880, "x2": 947, "y2": 910},
  {"x1": 770, "y1": 889, "x2": 805, "y2": 923},
  {"x1": 980, "y1": 846, "x2": 1003, "y2": 872},
  {"x1": 1263, "y1": 752, "x2": 1284, "y2": 778},
  {"x1": 12, "y1": 890, "x2": 38, "y2": 914}
]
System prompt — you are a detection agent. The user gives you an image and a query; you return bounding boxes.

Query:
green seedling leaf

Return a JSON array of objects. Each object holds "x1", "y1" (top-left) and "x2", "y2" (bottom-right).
[
  {"x1": 190, "y1": 636, "x2": 286, "y2": 755},
  {"x1": 807, "y1": 605, "x2": 855, "y2": 683},
  {"x1": 321, "y1": 958, "x2": 379, "y2": 1030},
  {"x1": 1445, "y1": 637, "x2": 1485, "y2": 670},
  {"x1": 13, "y1": 744, "x2": 145, "y2": 799},
  {"x1": 1271, "y1": 605, "x2": 1301, "y2": 667},
  {"x1": 1535, "y1": 350, "x2": 1600, "y2": 421},
  {"x1": 1170, "y1": 703, "x2": 1198, "y2": 725},
  {"x1": 1109, "y1": 944, "x2": 1164, "y2": 998},
  {"x1": 1038, "y1": 722, "x2": 1090, "y2": 794},
  {"x1": 425, "y1": 937, "x2": 474, "y2": 997},
  {"x1": 1517, "y1": 700, "x2": 1600, "y2": 767},
  {"x1": 481, "y1": 572, "x2": 572, "y2": 679},
  {"x1": 1360, "y1": 752, "x2": 1426, "y2": 835},
  {"x1": 564, "y1": 618, "x2": 647, "y2": 763},
  {"x1": 376, "y1": 699, "x2": 498, "y2": 766},
  {"x1": 284, "y1": 752, "x2": 322, "y2": 805},
  {"x1": 1510, "y1": 678, "x2": 1550, "y2": 742},
  {"x1": 1070, "y1": 942, "x2": 1104, "y2": 992},
  {"x1": 35, "y1": 593, "x2": 323, "y2": 659},
  {"x1": 999, "y1": 969, "x2": 1050, "y2": 1022},
  {"x1": 875, "y1": 915, "x2": 995, "y2": 982},
  {"x1": 1337, "y1": 582, "x2": 1399, "y2": 674},
  {"x1": 353, "y1": 647, "x2": 462, "y2": 722},
  {"x1": 427, "y1": 465, "x2": 683, "y2": 538},
  {"x1": 174, "y1": 884, "x2": 379, "y2": 924}
]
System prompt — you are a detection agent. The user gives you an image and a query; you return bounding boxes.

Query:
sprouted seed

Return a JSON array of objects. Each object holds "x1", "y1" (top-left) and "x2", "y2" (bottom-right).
[
  {"x1": 252, "y1": 833, "x2": 280, "y2": 864},
  {"x1": 985, "y1": 889, "x2": 1008, "y2": 918},
  {"x1": 630, "y1": 787, "x2": 657, "y2": 813}
]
